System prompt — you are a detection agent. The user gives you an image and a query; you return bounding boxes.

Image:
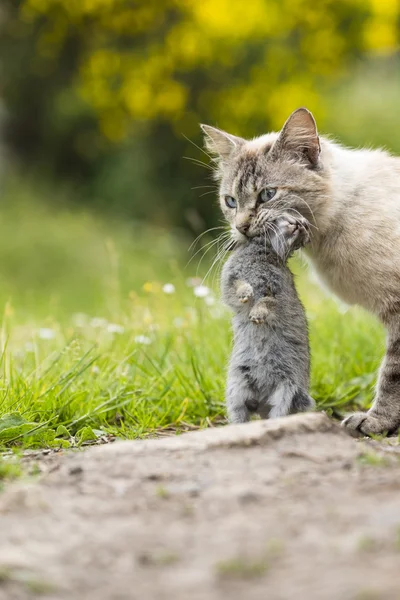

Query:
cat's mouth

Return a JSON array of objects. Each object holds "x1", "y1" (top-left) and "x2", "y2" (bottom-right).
[
  {"x1": 230, "y1": 227, "x2": 248, "y2": 247},
  {"x1": 247, "y1": 207, "x2": 301, "y2": 239}
]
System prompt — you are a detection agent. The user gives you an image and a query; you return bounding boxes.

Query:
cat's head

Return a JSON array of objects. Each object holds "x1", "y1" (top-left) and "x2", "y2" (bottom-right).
[{"x1": 201, "y1": 108, "x2": 329, "y2": 243}]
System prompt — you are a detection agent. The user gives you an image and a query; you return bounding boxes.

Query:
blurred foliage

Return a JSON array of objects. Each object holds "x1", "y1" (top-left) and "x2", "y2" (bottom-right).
[{"x1": 1, "y1": 0, "x2": 400, "y2": 228}]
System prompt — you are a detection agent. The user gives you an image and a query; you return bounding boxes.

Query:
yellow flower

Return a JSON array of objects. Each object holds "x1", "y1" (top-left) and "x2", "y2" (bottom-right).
[
  {"x1": 143, "y1": 282, "x2": 153, "y2": 293},
  {"x1": 4, "y1": 302, "x2": 14, "y2": 318}
]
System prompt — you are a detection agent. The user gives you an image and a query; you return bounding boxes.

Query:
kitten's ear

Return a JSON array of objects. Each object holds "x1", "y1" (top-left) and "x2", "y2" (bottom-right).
[
  {"x1": 272, "y1": 108, "x2": 320, "y2": 166},
  {"x1": 200, "y1": 124, "x2": 244, "y2": 161}
]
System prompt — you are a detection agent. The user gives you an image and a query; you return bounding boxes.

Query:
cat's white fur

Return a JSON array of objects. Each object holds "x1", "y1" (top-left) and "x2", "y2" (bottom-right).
[{"x1": 309, "y1": 139, "x2": 400, "y2": 317}]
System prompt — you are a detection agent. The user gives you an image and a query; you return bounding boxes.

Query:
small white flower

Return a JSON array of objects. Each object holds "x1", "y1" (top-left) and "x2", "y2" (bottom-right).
[
  {"x1": 135, "y1": 335, "x2": 152, "y2": 345},
  {"x1": 204, "y1": 295, "x2": 216, "y2": 306},
  {"x1": 92, "y1": 365, "x2": 100, "y2": 375},
  {"x1": 162, "y1": 283, "x2": 175, "y2": 294},
  {"x1": 107, "y1": 323, "x2": 125, "y2": 334},
  {"x1": 173, "y1": 317, "x2": 184, "y2": 328},
  {"x1": 193, "y1": 285, "x2": 210, "y2": 298},
  {"x1": 90, "y1": 317, "x2": 108, "y2": 328},
  {"x1": 25, "y1": 342, "x2": 35, "y2": 352},
  {"x1": 38, "y1": 328, "x2": 56, "y2": 340},
  {"x1": 186, "y1": 277, "x2": 202, "y2": 288},
  {"x1": 72, "y1": 313, "x2": 88, "y2": 327}
]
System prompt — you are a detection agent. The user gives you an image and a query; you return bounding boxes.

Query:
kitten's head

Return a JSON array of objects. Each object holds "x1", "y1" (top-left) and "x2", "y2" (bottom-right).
[{"x1": 201, "y1": 108, "x2": 330, "y2": 243}]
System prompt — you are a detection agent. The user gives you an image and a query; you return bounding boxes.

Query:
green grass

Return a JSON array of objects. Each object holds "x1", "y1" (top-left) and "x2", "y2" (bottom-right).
[
  {"x1": 0, "y1": 178, "x2": 385, "y2": 450},
  {"x1": 215, "y1": 555, "x2": 269, "y2": 579},
  {"x1": 0, "y1": 455, "x2": 22, "y2": 487}
]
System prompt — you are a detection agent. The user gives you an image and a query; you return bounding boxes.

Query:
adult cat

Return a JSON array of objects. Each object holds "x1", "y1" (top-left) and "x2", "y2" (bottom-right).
[{"x1": 202, "y1": 108, "x2": 400, "y2": 435}]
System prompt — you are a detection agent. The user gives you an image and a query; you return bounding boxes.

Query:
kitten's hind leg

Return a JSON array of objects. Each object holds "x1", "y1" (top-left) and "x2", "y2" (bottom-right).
[
  {"x1": 249, "y1": 296, "x2": 276, "y2": 324},
  {"x1": 226, "y1": 366, "x2": 258, "y2": 423},
  {"x1": 226, "y1": 391, "x2": 251, "y2": 424},
  {"x1": 268, "y1": 383, "x2": 314, "y2": 419}
]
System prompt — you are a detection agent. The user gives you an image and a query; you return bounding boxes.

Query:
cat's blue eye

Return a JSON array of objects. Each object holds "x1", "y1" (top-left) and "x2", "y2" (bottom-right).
[
  {"x1": 258, "y1": 188, "x2": 277, "y2": 202},
  {"x1": 225, "y1": 196, "x2": 237, "y2": 209}
]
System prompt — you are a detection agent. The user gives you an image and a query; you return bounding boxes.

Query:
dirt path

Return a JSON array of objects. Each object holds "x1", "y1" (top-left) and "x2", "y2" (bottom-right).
[{"x1": 1, "y1": 413, "x2": 400, "y2": 600}]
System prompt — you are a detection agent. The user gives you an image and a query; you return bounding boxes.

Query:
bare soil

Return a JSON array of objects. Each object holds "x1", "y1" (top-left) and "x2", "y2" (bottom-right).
[{"x1": 1, "y1": 413, "x2": 400, "y2": 600}]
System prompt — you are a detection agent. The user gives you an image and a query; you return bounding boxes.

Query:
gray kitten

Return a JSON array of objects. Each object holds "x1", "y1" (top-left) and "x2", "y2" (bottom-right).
[{"x1": 221, "y1": 215, "x2": 314, "y2": 423}]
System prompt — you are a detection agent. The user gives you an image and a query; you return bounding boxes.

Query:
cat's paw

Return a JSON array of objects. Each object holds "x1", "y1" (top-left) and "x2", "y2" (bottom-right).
[
  {"x1": 342, "y1": 411, "x2": 400, "y2": 436},
  {"x1": 236, "y1": 282, "x2": 254, "y2": 304}
]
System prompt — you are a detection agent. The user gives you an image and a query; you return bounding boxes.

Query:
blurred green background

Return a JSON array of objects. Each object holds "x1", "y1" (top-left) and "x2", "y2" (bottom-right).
[
  {"x1": 2, "y1": 0, "x2": 400, "y2": 231},
  {"x1": 0, "y1": 0, "x2": 397, "y2": 448},
  {"x1": 1, "y1": 0, "x2": 400, "y2": 311}
]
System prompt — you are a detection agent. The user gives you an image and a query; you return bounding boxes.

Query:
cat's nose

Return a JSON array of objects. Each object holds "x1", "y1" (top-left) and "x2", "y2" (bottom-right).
[{"x1": 236, "y1": 222, "x2": 250, "y2": 235}]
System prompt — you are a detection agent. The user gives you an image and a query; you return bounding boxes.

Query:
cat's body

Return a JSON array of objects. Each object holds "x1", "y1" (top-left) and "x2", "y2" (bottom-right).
[
  {"x1": 221, "y1": 217, "x2": 314, "y2": 423},
  {"x1": 305, "y1": 140, "x2": 400, "y2": 317},
  {"x1": 202, "y1": 107, "x2": 400, "y2": 435}
]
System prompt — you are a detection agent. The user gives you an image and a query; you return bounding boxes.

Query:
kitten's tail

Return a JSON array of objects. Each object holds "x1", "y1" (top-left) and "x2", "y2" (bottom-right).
[{"x1": 290, "y1": 388, "x2": 315, "y2": 414}]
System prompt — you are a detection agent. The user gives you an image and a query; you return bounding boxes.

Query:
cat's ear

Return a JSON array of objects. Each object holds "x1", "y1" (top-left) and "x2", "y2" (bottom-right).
[
  {"x1": 200, "y1": 124, "x2": 244, "y2": 161},
  {"x1": 272, "y1": 108, "x2": 320, "y2": 166}
]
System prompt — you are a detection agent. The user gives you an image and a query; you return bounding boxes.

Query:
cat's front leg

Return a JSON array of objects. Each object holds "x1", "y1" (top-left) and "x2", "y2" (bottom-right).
[{"x1": 343, "y1": 317, "x2": 400, "y2": 435}]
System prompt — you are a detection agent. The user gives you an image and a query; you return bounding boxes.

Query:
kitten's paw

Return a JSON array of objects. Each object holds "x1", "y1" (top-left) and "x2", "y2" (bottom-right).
[
  {"x1": 236, "y1": 282, "x2": 254, "y2": 304},
  {"x1": 249, "y1": 304, "x2": 270, "y2": 324},
  {"x1": 276, "y1": 216, "x2": 310, "y2": 249},
  {"x1": 342, "y1": 411, "x2": 400, "y2": 436}
]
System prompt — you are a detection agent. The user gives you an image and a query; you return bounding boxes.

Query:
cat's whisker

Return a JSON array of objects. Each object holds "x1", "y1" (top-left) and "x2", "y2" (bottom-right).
[
  {"x1": 211, "y1": 245, "x2": 232, "y2": 289},
  {"x1": 262, "y1": 225, "x2": 271, "y2": 257},
  {"x1": 212, "y1": 236, "x2": 234, "y2": 287},
  {"x1": 284, "y1": 195, "x2": 318, "y2": 229},
  {"x1": 264, "y1": 223, "x2": 276, "y2": 251},
  {"x1": 188, "y1": 226, "x2": 228, "y2": 252},
  {"x1": 280, "y1": 205, "x2": 317, "y2": 232},
  {"x1": 182, "y1": 134, "x2": 214, "y2": 162},
  {"x1": 193, "y1": 233, "x2": 231, "y2": 275},
  {"x1": 187, "y1": 236, "x2": 224, "y2": 267},
  {"x1": 199, "y1": 190, "x2": 218, "y2": 198},
  {"x1": 183, "y1": 156, "x2": 214, "y2": 171},
  {"x1": 191, "y1": 185, "x2": 218, "y2": 191},
  {"x1": 191, "y1": 233, "x2": 231, "y2": 267},
  {"x1": 268, "y1": 220, "x2": 286, "y2": 258},
  {"x1": 201, "y1": 251, "x2": 224, "y2": 286},
  {"x1": 202, "y1": 238, "x2": 233, "y2": 286}
]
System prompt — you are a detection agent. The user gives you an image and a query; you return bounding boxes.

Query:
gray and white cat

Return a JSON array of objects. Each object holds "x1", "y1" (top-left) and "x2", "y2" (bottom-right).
[
  {"x1": 221, "y1": 214, "x2": 314, "y2": 423},
  {"x1": 202, "y1": 108, "x2": 400, "y2": 435}
]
